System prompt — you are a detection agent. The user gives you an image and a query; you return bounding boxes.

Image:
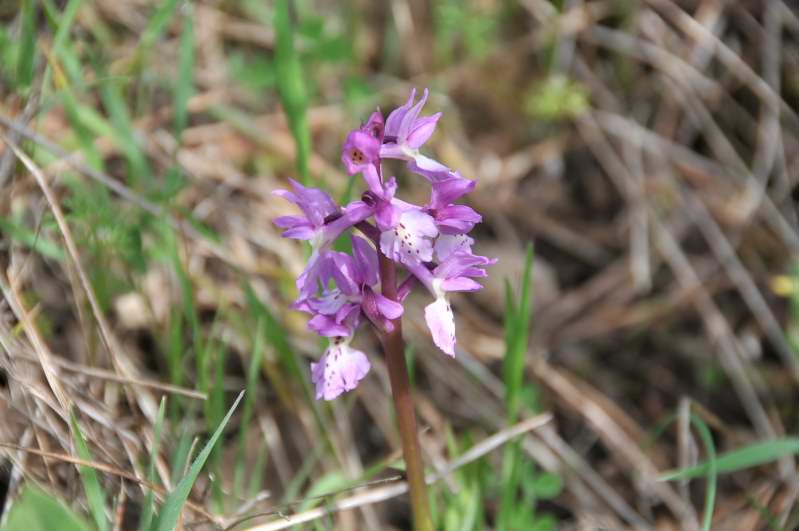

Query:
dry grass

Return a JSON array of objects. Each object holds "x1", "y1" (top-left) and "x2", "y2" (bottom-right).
[{"x1": 1, "y1": 0, "x2": 799, "y2": 529}]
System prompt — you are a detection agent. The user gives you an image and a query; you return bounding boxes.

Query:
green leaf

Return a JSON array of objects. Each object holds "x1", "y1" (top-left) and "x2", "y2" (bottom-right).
[
  {"x1": 2, "y1": 486, "x2": 89, "y2": 531},
  {"x1": 70, "y1": 411, "x2": 109, "y2": 531},
  {"x1": 96, "y1": 72, "x2": 151, "y2": 188},
  {"x1": 152, "y1": 390, "x2": 245, "y2": 531},
  {"x1": 0, "y1": 216, "x2": 65, "y2": 261},
  {"x1": 661, "y1": 437, "x2": 799, "y2": 482},
  {"x1": 690, "y1": 414, "x2": 717, "y2": 531},
  {"x1": 529, "y1": 514, "x2": 558, "y2": 531},
  {"x1": 17, "y1": 0, "x2": 36, "y2": 88},
  {"x1": 234, "y1": 318, "x2": 267, "y2": 498},
  {"x1": 274, "y1": 0, "x2": 311, "y2": 183},
  {"x1": 499, "y1": 243, "x2": 535, "y2": 530},
  {"x1": 525, "y1": 76, "x2": 589, "y2": 122},
  {"x1": 138, "y1": 0, "x2": 180, "y2": 56},
  {"x1": 51, "y1": 0, "x2": 83, "y2": 51},
  {"x1": 174, "y1": 6, "x2": 195, "y2": 137},
  {"x1": 530, "y1": 472, "x2": 563, "y2": 500},
  {"x1": 504, "y1": 243, "x2": 534, "y2": 422},
  {"x1": 138, "y1": 397, "x2": 167, "y2": 531}
]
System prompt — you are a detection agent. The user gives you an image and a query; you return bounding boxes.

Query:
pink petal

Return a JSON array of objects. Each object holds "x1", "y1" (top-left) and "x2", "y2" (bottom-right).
[
  {"x1": 424, "y1": 298, "x2": 456, "y2": 357},
  {"x1": 311, "y1": 342, "x2": 371, "y2": 400},
  {"x1": 374, "y1": 293, "x2": 404, "y2": 319},
  {"x1": 385, "y1": 88, "x2": 416, "y2": 137},
  {"x1": 407, "y1": 112, "x2": 441, "y2": 149},
  {"x1": 441, "y1": 277, "x2": 482, "y2": 292}
]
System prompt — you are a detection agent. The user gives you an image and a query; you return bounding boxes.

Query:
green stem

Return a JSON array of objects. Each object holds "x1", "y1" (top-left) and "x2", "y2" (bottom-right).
[{"x1": 378, "y1": 253, "x2": 434, "y2": 531}]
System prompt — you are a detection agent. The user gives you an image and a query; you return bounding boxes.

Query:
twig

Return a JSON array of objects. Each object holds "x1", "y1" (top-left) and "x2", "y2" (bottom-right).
[
  {"x1": 9, "y1": 352, "x2": 207, "y2": 400},
  {"x1": 0, "y1": 442, "x2": 219, "y2": 524},
  {"x1": 239, "y1": 413, "x2": 552, "y2": 531}
]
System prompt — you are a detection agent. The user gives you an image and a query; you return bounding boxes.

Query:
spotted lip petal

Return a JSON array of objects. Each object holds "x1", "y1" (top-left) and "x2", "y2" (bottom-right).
[
  {"x1": 435, "y1": 234, "x2": 474, "y2": 262},
  {"x1": 311, "y1": 339, "x2": 371, "y2": 400},
  {"x1": 424, "y1": 297, "x2": 456, "y2": 357},
  {"x1": 379, "y1": 209, "x2": 439, "y2": 265}
]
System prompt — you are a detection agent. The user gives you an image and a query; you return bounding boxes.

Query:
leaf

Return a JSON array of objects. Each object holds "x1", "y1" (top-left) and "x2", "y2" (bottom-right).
[
  {"x1": 138, "y1": 0, "x2": 180, "y2": 56},
  {"x1": 525, "y1": 76, "x2": 589, "y2": 122},
  {"x1": 2, "y1": 486, "x2": 89, "y2": 531},
  {"x1": 138, "y1": 397, "x2": 167, "y2": 531},
  {"x1": 17, "y1": 0, "x2": 36, "y2": 88},
  {"x1": 174, "y1": 6, "x2": 195, "y2": 137},
  {"x1": 70, "y1": 411, "x2": 109, "y2": 531},
  {"x1": 152, "y1": 390, "x2": 245, "y2": 531},
  {"x1": 530, "y1": 472, "x2": 563, "y2": 500},
  {"x1": 274, "y1": 0, "x2": 311, "y2": 183},
  {"x1": 0, "y1": 216, "x2": 65, "y2": 261},
  {"x1": 660, "y1": 437, "x2": 799, "y2": 482},
  {"x1": 234, "y1": 318, "x2": 267, "y2": 498},
  {"x1": 499, "y1": 243, "x2": 535, "y2": 530},
  {"x1": 504, "y1": 242, "x2": 534, "y2": 422}
]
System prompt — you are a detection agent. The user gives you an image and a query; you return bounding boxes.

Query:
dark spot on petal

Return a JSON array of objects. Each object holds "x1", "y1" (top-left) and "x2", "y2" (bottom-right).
[
  {"x1": 361, "y1": 190, "x2": 379, "y2": 207},
  {"x1": 324, "y1": 211, "x2": 343, "y2": 225}
]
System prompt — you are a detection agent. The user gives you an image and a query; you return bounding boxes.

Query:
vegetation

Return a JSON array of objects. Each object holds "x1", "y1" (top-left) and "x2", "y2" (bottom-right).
[{"x1": 1, "y1": 1, "x2": 798, "y2": 529}]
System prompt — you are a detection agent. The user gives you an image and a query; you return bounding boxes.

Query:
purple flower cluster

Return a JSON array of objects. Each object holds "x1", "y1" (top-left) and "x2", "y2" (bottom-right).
[{"x1": 274, "y1": 89, "x2": 495, "y2": 400}]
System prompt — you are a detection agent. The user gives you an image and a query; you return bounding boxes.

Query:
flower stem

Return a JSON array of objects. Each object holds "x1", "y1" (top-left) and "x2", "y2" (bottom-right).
[{"x1": 378, "y1": 253, "x2": 434, "y2": 531}]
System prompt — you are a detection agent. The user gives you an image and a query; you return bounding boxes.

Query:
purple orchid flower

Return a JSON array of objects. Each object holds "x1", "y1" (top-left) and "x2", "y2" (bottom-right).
[
  {"x1": 273, "y1": 179, "x2": 373, "y2": 297},
  {"x1": 311, "y1": 336, "x2": 371, "y2": 400},
  {"x1": 304, "y1": 237, "x2": 403, "y2": 335},
  {"x1": 341, "y1": 131, "x2": 383, "y2": 196},
  {"x1": 407, "y1": 250, "x2": 496, "y2": 356},
  {"x1": 426, "y1": 175, "x2": 482, "y2": 234},
  {"x1": 274, "y1": 88, "x2": 495, "y2": 400},
  {"x1": 380, "y1": 88, "x2": 441, "y2": 160},
  {"x1": 363, "y1": 110, "x2": 385, "y2": 141}
]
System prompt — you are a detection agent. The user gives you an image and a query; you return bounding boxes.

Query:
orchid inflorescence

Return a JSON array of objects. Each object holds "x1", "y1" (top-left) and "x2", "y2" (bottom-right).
[{"x1": 274, "y1": 89, "x2": 495, "y2": 400}]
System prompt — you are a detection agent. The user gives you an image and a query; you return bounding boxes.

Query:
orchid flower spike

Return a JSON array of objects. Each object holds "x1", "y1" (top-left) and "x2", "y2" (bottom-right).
[{"x1": 274, "y1": 88, "x2": 495, "y2": 400}]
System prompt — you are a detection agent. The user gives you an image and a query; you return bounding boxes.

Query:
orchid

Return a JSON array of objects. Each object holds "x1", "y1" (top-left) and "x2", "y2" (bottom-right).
[
  {"x1": 311, "y1": 336, "x2": 371, "y2": 400},
  {"x1": 273, "y1": 88, "x2": 495, "y2": 401},
  {"x1": 274, "y1": 178, "x2": 373, "y2": 297}
]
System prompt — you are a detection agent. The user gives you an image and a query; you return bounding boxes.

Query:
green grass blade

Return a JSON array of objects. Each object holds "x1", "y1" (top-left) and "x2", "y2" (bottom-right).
[
  {"x1": 60, "y1": 91, "x2": 103, "y2": 170},
  {"x1": 138, "y1": 0, "x2": 180, "y2": 57},
  {"x1": 41, "y1": 0, "x2": 84, "y2": 92},
  {"x1": 234, "y1": 317, "x2": 266, "y2": 499},
  {"x1": 17, "y1": 0, "x2": 36, "y2": 89},
  {"x1": 169, "y1": 428, "x2": 195, "y2": 484},
  {"x1": 689, "y1": 414, "x2": 717, "y2": 531},
  {"x1": 248, "y1": 443, "x2": 269, "y2": 498},
  {"x1": 274, "y1": 0, "x2": 311, "y2": 183},
  {"x1": 1, "y1": 486, "x2": 90, "y2": 531},
  {"x1": 70, "y1": 411, "x2": 109, "y2": 531},
  {"x1": 51, "y1": 0, "x2": 83, "y2": 51},
  {"x1": 174, "y1": 6, "x2": 195, "y2": 137},
  {"x1": 138, "y1": 397, "x2": 167, "y2": 531},
  {"x1": 498, "y1": 243, "x2": 535, "y2": 530},
  {"x1": 661, "y1": 437, "x2": 799, "y2": 482},
  {"x1": 93, "y1": 61, "x2": 151, "y2": 188},
  {"x1": 208, "y1": 347, "x2": 228, "y2": 510},
  {"x1": 504, "y1": 242, "x2": 534, "y2": 422},
  {"x1": 153, "y1": 390, "x2": 245, "y2": 531},
  {"x1": 0, "y1": 216, "x2": 65, "y2": 261},
  {"x1": 243, "y1": 283, "x2": 306, "y2": 392}
]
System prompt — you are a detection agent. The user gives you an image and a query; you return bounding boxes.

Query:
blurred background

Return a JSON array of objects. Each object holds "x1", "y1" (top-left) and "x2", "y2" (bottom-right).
[{"x1": 1, "y1": 0, "x2": 798, "y2": 529}]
